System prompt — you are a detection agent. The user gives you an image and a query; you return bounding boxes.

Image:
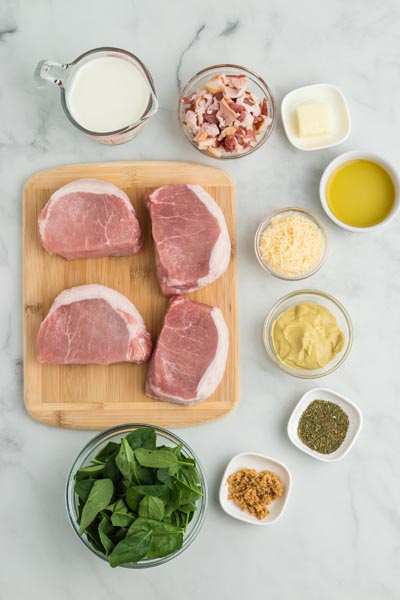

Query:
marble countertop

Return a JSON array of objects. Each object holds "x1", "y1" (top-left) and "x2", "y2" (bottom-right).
[{"x1": 1, "y1": 0, "x2": 400, "y2": 598}]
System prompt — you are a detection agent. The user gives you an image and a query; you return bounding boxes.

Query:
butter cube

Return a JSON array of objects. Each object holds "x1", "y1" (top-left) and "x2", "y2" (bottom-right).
[{"x1": 296, "y1": 103, "x2": 331, "y2": 137}]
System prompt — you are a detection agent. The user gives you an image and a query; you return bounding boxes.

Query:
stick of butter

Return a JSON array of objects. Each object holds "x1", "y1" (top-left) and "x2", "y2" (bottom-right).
[{"x1": 296, "y1": 103, "x2": 331, "y2": 137}]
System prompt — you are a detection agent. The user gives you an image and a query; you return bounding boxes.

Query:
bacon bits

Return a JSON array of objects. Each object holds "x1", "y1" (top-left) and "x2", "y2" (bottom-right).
[{"x1": 181, "y1": 73, "x2": 272, "y2": 157}]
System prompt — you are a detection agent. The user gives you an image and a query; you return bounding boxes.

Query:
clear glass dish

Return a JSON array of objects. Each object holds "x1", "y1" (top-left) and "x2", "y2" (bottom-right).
[
  {"x1": 263, "y1": 290, "x2": 353, "y2": 379},
  {"x1": 178, "y1": 64, "x2": 276, "y2": 159},
  {"x1": 66, "y1": 424, "x2": 208, "y2": 569},
  {"x1": 254, "y1": 207, "x2": 328, "y2": 280}
]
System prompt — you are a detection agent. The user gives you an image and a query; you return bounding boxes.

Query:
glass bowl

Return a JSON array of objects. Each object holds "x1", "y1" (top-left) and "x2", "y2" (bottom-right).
[
  {"x1": 254, "y1": 207, "x2": 328, "y2": 280},
  {"x1": 66, "y1": 424, "x2": 208, "y2": 569},
  {"x1": 263, "y1": 290, "x2": 353, "y2": 379},
  {"x1": 178, "y1": 64, "x2": 276, "y2": 159}
]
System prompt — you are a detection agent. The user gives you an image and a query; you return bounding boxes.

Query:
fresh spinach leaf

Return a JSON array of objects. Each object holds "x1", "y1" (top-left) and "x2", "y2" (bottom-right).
[
  {"x1": 115, "y1": 438, "x2": 135, "y2": 481},
  {"x1": 138, "y1": 496, "x2": 165, "y2": 521},
  {"x1": 98, "y1": 516, "x2": 115, "y2": 555},
  {"x1": 132, "y1": 484, "x2": 167, "y2": 497},
  {"x1": 111, "y1": 512, "x2": 135, "y2": 527},
  {"x1": 75, "y1": 427, "x2": 202, "y2": 567},
  {"x1": 157, "y1": 468, "x2": 174, "y2": 490},
  {"x1": 75, "y1": 464, "x2": 104, "y2": 482},
  {"x1": 126, "y1": 486, "x2": 142, "y2": 512},
  {"x1": 128, "y1": 518, "x2": 183, "y2": 560},
  {"x1": 75, "y1": 478, "x2": 95, "y2": 502},
  {"x1": 93, "y1": 441, "x2": 120, "y2": 464},
  {"x1": 79, "y1": 479, "x2": 114, "y2": 534},
  {"x1": 126, "y1": 427, "x2": 157, "y2": 450},
  {"x1": 109, "y1": 529, "x2": 152, "y2": 567},
  {"x1": 134, "y1": 448, "x2": 191, "y2": 469},
  {"x1": 103, "y1": 455, "x2": 120, "y2": 485}
]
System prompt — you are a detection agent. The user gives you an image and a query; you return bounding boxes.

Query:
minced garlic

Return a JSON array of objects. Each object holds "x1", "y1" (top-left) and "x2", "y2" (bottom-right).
[
  {"x1": 227, "y1": 468, "x2": 283, "y2": 520},
  {"x1": 259, "y1": 212, "x2": 324, "y2": 277}
]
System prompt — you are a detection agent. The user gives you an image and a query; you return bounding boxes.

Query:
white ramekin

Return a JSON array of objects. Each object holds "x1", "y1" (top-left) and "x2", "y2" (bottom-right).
[{"x1": 319, "y1": 151, "x2": 400, "y2": 232}]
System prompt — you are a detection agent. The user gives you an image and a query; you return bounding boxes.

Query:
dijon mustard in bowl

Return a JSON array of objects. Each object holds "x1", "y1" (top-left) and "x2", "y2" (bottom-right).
[{"x1": 263, "y1": 290, "x2": 353, "y2": 379}]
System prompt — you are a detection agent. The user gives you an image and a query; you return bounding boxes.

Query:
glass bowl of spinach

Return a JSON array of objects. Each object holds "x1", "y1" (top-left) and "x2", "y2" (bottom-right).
[{"x1": 66, "y1": 424, "x2": 207, "y2": 568}]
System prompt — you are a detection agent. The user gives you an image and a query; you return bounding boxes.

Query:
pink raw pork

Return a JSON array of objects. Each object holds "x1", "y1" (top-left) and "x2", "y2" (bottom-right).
[
  {"x1": 38, "y1": 179, "x2": 142, "y2": 260},
  {"x1": 145, "y1": 184, "x2": 231, "y2": 296},
  {"x1": 37, "y1": 284, "x2": 152, "y2": 365},
  {"x1": 145, "y1": 297, "x2": 228, "y2": 405}
]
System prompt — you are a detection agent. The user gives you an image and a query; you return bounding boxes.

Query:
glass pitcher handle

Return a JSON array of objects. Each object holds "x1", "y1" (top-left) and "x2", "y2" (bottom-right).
[{"x1": 34, "y1": 60, "x2": 68, "y2": 88}]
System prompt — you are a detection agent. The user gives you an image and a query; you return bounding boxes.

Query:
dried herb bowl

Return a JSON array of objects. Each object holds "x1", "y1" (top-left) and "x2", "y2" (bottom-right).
[{"x1": 66, "y1": 424, "x2": 208, "y2": 568}]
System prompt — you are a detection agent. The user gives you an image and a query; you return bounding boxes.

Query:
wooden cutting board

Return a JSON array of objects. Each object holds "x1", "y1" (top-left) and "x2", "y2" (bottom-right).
[{"x1": 23, "y1": 161, "x2": 238, "y2": 429}]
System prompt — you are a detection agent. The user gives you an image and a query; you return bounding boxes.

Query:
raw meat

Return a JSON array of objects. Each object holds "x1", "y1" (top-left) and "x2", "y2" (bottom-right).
[
  {"x1": 145, "y1": 184, "x2": 231, "y2": 296},
  {"x1": 37, "y1": 284, "x2": 152, "y2": 365},
  {"x1": 145, "y1": 297, "x2": 228, "y2": 405},
  {"x1": 38, "y1": 178, "x2": 143, "y2": 260}
]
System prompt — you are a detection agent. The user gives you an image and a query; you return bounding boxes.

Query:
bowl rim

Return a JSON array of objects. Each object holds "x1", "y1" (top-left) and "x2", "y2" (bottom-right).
[
  {"x1": 65, "y1": 423, "x2": 208, "y2": 569},
  {"x1": 178, "y1": 63, "x2": 276, "y2": 160},
  {"x1": 319, "y1": 150, "x2": 400, "y2": 232},
  {"x1": 281, "y1": 83, "x2": 351, "y2": 151},
  {"x1": 263, "y1": 289, "x2": 353, "y2": 379},
  {"x1": 218, "y1": 451, "x2": 292, "y2": 525},
  {"x1": 287, "y1": 387, "x2": 363, "y2": 462},
  {"x1": 254, "y1": 206, "x2": 328, "y2": 280}
]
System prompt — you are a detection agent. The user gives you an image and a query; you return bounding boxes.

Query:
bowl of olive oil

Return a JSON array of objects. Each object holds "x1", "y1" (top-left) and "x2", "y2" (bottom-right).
[{"x1": 320, "y1": 151, "x2": 399, "y2": 232}]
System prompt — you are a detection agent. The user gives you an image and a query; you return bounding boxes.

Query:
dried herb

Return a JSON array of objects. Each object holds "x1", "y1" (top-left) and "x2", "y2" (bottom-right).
[{"x1": 298, "y1": 399, "x2": 349, "y2": 454}]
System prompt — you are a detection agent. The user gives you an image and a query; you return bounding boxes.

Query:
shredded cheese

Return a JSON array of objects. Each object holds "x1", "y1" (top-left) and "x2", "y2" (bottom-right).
[{"x1": 259, "y1": 212, "x2": 324, "y2": 277}]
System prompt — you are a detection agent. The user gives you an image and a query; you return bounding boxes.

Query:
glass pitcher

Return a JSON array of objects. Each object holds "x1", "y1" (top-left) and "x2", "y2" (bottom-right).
[{"x1": 35, "y1": 47, "x2": 159, "y2": 145}]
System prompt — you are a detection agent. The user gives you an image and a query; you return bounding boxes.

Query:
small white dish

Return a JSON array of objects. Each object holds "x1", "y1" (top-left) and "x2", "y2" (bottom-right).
[
  {"x1": 219, "y1": 452, "x2": 292, "y2": 525},
  {"x1": 288, "y1": 387, "x2": 362, "y2": 462},
  {"x1": 281, "y1": 83, "x2": 351, "y2": 151},
  {"x1": 320, "y1": 150, "x2": 400, "y2": 232}
]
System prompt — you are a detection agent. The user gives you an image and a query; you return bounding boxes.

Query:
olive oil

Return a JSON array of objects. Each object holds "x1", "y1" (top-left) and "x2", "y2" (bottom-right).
[{"x1": 326, "y1": 159, "x2": 395, "y2": 227}]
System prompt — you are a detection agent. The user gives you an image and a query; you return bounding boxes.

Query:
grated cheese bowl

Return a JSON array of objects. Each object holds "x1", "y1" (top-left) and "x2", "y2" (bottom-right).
[
  {"x1": 263, "y1": 289, "x2": 353, "y2": 379},
  {"x1": 254, "y1": 207, "x2": 328, "y2": 280}
]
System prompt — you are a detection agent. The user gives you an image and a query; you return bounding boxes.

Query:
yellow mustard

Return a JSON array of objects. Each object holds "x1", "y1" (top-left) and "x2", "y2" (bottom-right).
[{"x1": 271, "y1": 302, "x2": 345, "y2": 370}]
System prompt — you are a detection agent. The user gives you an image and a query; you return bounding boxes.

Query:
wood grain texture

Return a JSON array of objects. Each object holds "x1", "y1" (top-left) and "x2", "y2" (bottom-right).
[{"x1": 23, "y1": 161, "x2": 238, "y2": 429}]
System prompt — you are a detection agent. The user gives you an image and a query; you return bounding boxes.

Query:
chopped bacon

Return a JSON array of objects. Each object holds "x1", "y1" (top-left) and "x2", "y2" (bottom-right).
[
  {"x1": 217, "y1": 98, "x2": 237, "y2": 128},
  {"x1": 185, "y1": 110, "x2": 200, "y2": 135},
  {"x1": 261, "y1": 98, "x2": 268, "y2": 116},
  {"x1": 203, "y1": 110, "x2": 219, "y2": 124},
  {"x1": 181, "y1": 71, "x2": 272, "y2": 156},
  {"x1": 202, "y1": 123, "x2": 220, "y2": 137},
  {"x1": 223, "y1": 135, "x2": 237, "y2": 151}
]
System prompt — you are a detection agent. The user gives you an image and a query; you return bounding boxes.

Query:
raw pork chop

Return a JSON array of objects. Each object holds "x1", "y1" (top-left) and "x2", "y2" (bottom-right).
[
  {"x1": 145, "y1": 297, "x2": 228, "y2": 405},
  {"x1": 38, "y1": 179, "x2": 143, "y2": 260},
  {"x1": 38, "y1": 284, "x2": 152, "y2": 365},
  {"x1": 145, "y1": 184, "x2": 231, "y2": 296}
]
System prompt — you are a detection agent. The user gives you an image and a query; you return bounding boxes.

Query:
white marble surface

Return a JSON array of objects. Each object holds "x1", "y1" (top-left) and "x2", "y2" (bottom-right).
[{"x1": 1, "y1": 0, "x2": 399, "y2": 598}]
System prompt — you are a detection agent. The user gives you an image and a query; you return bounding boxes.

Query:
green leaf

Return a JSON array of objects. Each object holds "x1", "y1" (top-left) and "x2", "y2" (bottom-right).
[
  {"x1": 79, "y1": 479, "x2": 114, "y2": 534},
  {"x1": 75, "y1": 464, "x2": 104, "y2": 482},
  {"x1": 137, "y1": 466, "x2": 154, "y2": 484},
  {"x1": 135, "y1": 448, "x2": 190, "y2": 469},
  {"x1": 111, "y1": 512, "x2": 135, "y2": 527},
  {"x1": 103, "y1": 456, "x2": 121, "y2": 485},
  {"x1": 109, "y1": 529, "x2": 152, "y2": 567},
  {"x1": 75, "y1": 479, "x2": 95, "y2": 502},
  {"x1": 157, "y1": 468, "x2": 174, "y2": 489},
  {"x1": 126, "y1": 486, "x2": 142, "y2": 512},
  {"x1": 86, "y1": 520, "x2": 104, "y2": 553},
  {"x1": 164, "y1": 486, "x2": 182, "y2": 517},
  {"x1": 93, "y1": 441, "x2": 120, "y2": 464},
  {"x1": 132, "y1": 484, "x2": 167, "y2": 497},
  {"x1": 126, "y1": 427, "x2": 157, "y2": 450},
  {"x1": 139, "y1": 496, "x2": 165, "y2": 521},
  {"x1": 98, "y1": 516, "x2": 115, "y2": 555},
  {"x1": 115, "y1": 438, "x2": 134, "y2": 480},
  {"x1": 128, "y1": 518, "x2": 183, "y2": 560}
]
